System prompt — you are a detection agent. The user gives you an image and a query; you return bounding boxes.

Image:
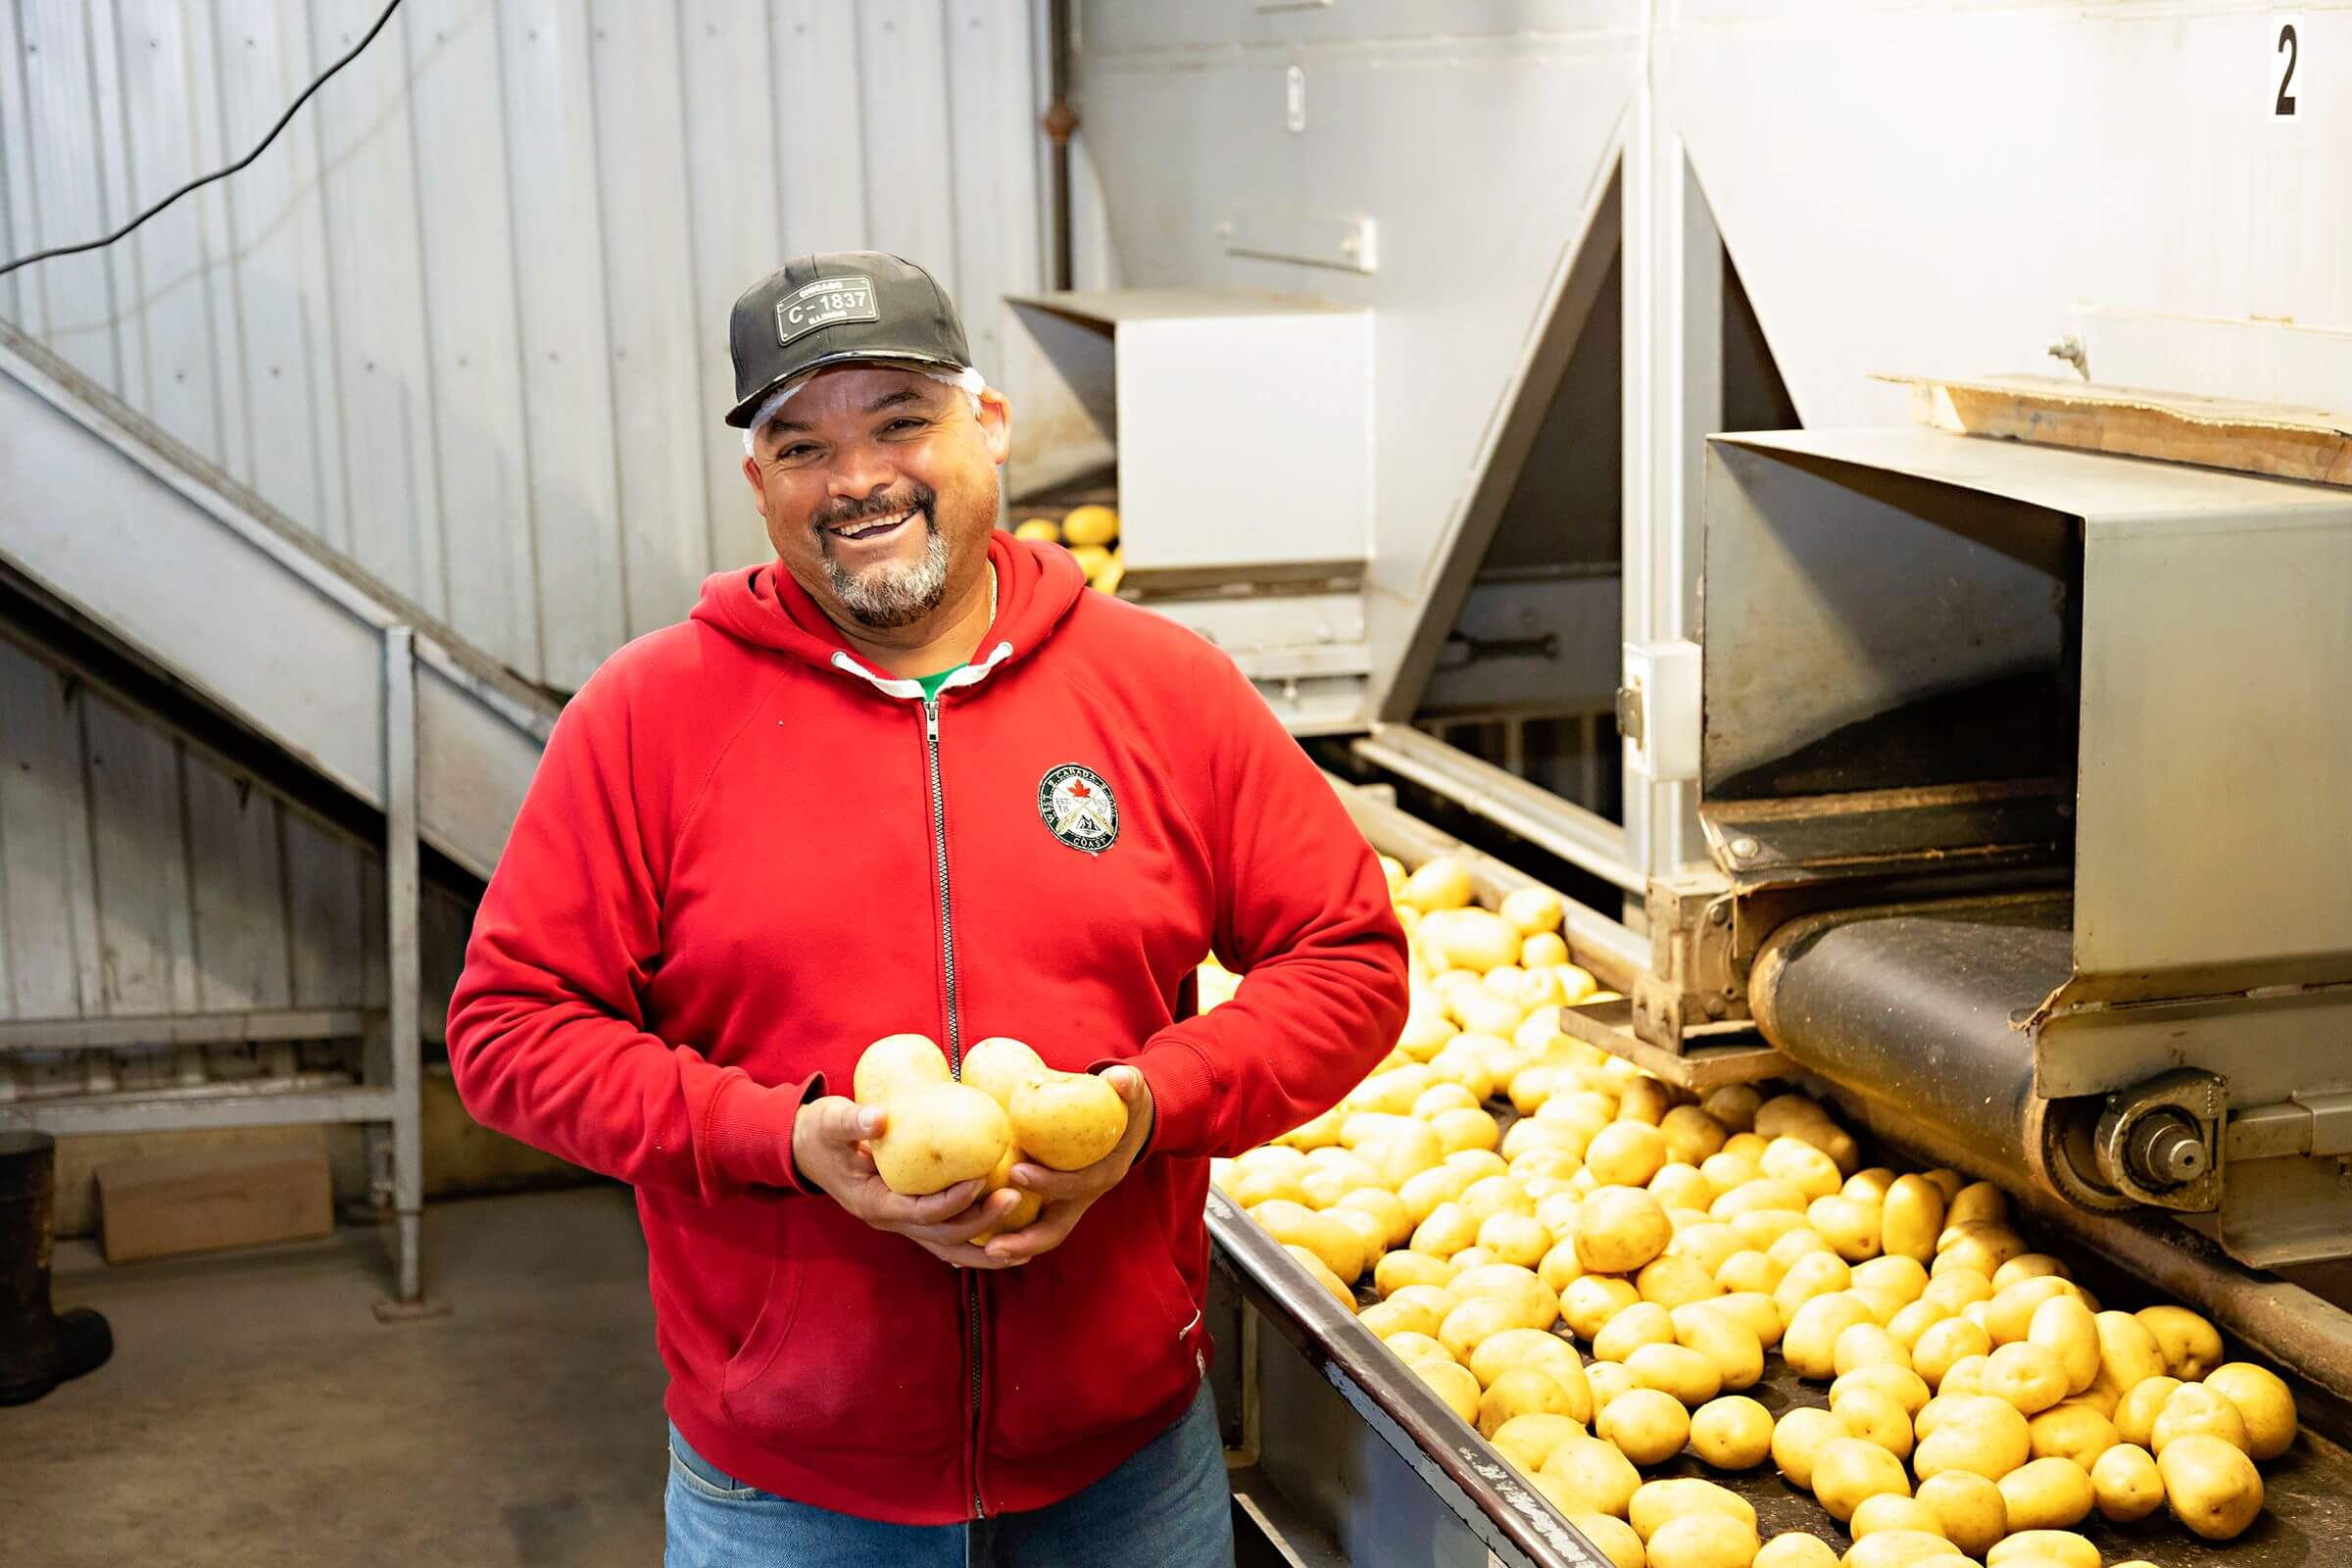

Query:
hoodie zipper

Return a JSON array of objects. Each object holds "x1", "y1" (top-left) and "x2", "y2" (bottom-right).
[{"x1": 924, "y1": 694, "x2": 987, "y2": 1522}]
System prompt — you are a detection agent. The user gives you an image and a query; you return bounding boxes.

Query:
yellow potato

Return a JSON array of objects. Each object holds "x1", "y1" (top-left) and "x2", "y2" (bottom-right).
[
  {"x1": 1985, "y1": 1276, "x2": 2077, "y2": 1346},
  {"x1": 1914, "y1": 1469, "x2": 2007, "y2": 1557},
  {"x1": 1008, "y1": 1072, "x2": 1127, "y2": 1170},
  {"x1": 1382, "y1": 1330, "x2": 1448, "y2": 1366},
  {"x1": 1431, "y1": 1105, "x2": 1502, "y2": 1155},
  {"x1": 1012, "y1": 516, "x2": 1062, "y2": 543},
  {"x1": 1438, "y1": 1295, "x2": 1525, "y2": 1362},
  {"x1": 1936, "y1": 1354, "x2": 1989, "y2": 1397},
  {"x1": 1400, "y1": 857, "x2": 1475, "y2": 913},
  {"x1": 1637, "y1": 1254, "x2": 1722, "y2": 1311},
  {"x1": 1832, "y1": 1364, "x2": 1930, "y2": 1418},
  {"x1": 1257, "y1": 1202, "x2": 1369, "y2": 1284},
  {"x1": 1841, "y1": 1531, "x2": 1955, "y2": 1568},
  {"x1": 1687, "y1": 1395, "x2": 1773, "y2": 1470},
  {"x1": 1414, "y1": 1356, "x2": 1484, "y2": 1424},
  {"x1": 2158, "y1": 1430, "x2": 2263, "y2": 1539},
  {"x1": 1587, "y1": 1122, "x2": 1671, "y2": 1188},
  {"x1": 970, "y1": 1145, "x2": 1043, "y2": 1241},
  {"x1": 2112, "y1": 1374, "x2": 2180, "y2": 1447},
  {"x1": 1704, "y1": 1292, "x2": 1785, "y2": 1351},
  {"x1": 1921, "y1": 1267, "x2": 1994, "y2": 1314},
  {"x1": 1997, "y1": 1455, "x2": 2093, "y2": 1530},
  {"x1": 1912, "y1": 1395, "x2": 2031, "y2": 1482},
  {"x1": 1492, "y1": 1410, "x2": 1587, "y2": 1474},
  {"x1": 1337, "y1": 1185, "x2": 1414, "y2": 1250},
  {"x1": 1563, "y1": 1511, "x2": 1646, "y2": 1568},
  {"x1": 2027, "y1": 1401, "x2": 2118, "y2": 1468},
  {"x1": 2135, "y1": 1304, "x2": 2224, "y2": 1380},
  {"x1": 1784, "y1": 1293, "x2": 1878, "y2": 1380},
  {"x1": 869, "y1": 1081, "x2": 1012, "y2": 1195},
  {"x1": 2027, "y1": 1294, "x2": 2100, "y2": 1395},
  {"x1": 1629, "y1": 1477, "x2": 1756, "y2": 1544},
  {"x1": 1359, "y1": 1297, "x2": 1444, "y2": 1342},
  {"x1": 1886, "y1": 1298, "x2": 1950, "y2": 1353},
  {"x1": 1327, "y1": 1203, "x2": 1390, "y2": 1262},
  {"x1": 2090, "y1": 1441, "x2": 2163, "y2": 1522},
  {"x1": 1543, "y1": 1432, "x2": 1642, "y2": 1517},
  {"x1": 1762, "y1": 1137, "x2": 1843, "y2": 1200},
  {"x1": 1540, "y1": 1237, "x2": 1588, "y2": 1294},
  {"x1": 1058, "y1": 502, "x2": 1118, "y2": 546},
  {"x1": 1849, "y1": 1254, "x2": 1929, "y2": 1305},
  {"x1": 1625, "y1": 1343, "x2": 1722, "y2": 1407},
  {"x1": 1471, "y1": 1329, "x2": 1590, "y2": 1411},
  {"x1": 1700, "y1": 1152, "x2": 1765, "y2": 1200},
  {"x1": 1643, "y1": 1512, "x2": 1758, "y2": 1568},
  {"x1": 1833, "y1": 1323, "x2": 1912, "y2": 1378},
  {"x1": 1934, "y1": 1224, "x2": 2027, "y2": 1281},
  {"x1": 1594, "y1": 1300, "x2": 1679, "y2": 1363},
  {"x1": 1564, "y1": 1276, "x2": 1643, "y2": 1341},
  {"x1": 1674, "y1": 1304, "x2": 1765, "y2": 1392},
  {"x1": 1413, "y1": 1201, "x2": 1480, "y2": 1258},
  {"x1": 958, "y1": 1035, "x2": 1044, "y2": 1108},
  {"x1": 2150, "y1": 1380, "x2": 2249, "y2": 1455},
  {"x1": 1651, "y1": 1163, "x2": 1717, "y2": 1215},
  {"x1": 1828, "y1": 1387, "x2": 1913, "y2": 1460},
  {"x1": 1755, "y1": 1535, "x2": 1838, "y2": 1568},
  {"x1": 854, "y1": 1032, "x2": 952, "y2": 1102},
  {"x1": 1848, "y1": 1495, "x2": 1944, "y2": 1545},
  {"x1": 1450, "y1": 1262, "x2": 1558, "y2": 1328},
  {"x1": 1984, "y1": 1531, "x2": 2098, "y2": 1568},
  {"x1": 1397, "y1": 1164, "x2": 1474, "y2": 1225},
  {"x1": 1812, "y1": 1436, "x2": 1912, "y2": 1522},
  {"x1": 1480, "y1": 1210, "x2": 1553, "y2": 1269},
  {"x1": 2205, "y1": 1360, "x2": 2297, "y2": 1459},
  {"x1": 1521, "y1": 931, "x2": 1572, "y2": 968},
  {"x1": 1773, "y1": 1250, "x2": 1853, "y2": 1322},
  {"x1": 1598, "y1": 1387, "x2": 1690, "y2": 1465},
  {"x1": 1879, "y1": 1173, "x2": 1946, "y2": 1265},
  {"x1": 1578, "y1": 1186, "x2": 1675, "y2": 1275},
  {"x1": 1658, "y1": 1105, "x2": 1731, "y2": 1166},
  {"x1": 1480, "y1": 1366, "x2": 1581, "y2": 1437},
  {"x1": 2091, "y1": 1309, "x2": 2167, "y2": 1393},
  {"x1": 1943, "y1": 1181, "x2": 2008, "y2": 1229},
  {"x1": 1618, "y1": 1078, "x2": 1676, "y2": 1127},
  {"x1": 1808, "y1": 1196, "x2": 1884, "y2": 1262},
  {"x1": 1770, "y1": 1407, "x2": 1849, "y2": 1490},
  {"x1": 1374, "y1": 1249, "x2": 1457, "y2": 1298},
  {"x1": 1286, "y1": 1245, "x2": 1355, "y2": 1307},
  {"x1": 1983, "y1": 1341, "x2": 2071, "y2": 1415},
  {"x1": 1713, "y1": 1178, "x2": 1812, "y2": 1221}
]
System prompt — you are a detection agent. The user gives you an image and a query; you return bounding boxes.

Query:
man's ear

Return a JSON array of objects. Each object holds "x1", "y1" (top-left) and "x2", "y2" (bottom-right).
[
  {"x1": 741, "y1": 455, "x2": 765, "y2": 500},
  {"x1": 976, "y1": 388, "x2": 1012, "y2": 466}
]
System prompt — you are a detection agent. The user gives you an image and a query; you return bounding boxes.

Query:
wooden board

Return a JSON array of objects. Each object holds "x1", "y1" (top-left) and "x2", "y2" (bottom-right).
[{"x1": 1894, "y1": 372, "x2": 2352, "y2": 488}]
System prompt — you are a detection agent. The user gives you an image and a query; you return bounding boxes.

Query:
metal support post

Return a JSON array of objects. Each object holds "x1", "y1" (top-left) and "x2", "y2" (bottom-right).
[
  {"x1": 381, "y1": 625, "x2": 426, "y2": 1311},
  {"x1": 1620, "y1": 51, "x2": 1721, "y2": 888}
]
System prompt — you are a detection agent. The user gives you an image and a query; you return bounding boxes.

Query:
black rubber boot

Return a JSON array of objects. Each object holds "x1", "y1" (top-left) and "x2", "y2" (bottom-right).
[{"x1": 0, "y1": 1128, "x2": 114, "y2": 1405}]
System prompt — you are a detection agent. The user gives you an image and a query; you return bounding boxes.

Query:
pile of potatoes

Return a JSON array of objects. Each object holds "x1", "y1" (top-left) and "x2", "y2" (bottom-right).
[
  {"x1": 1012, "y1": 504, "x2": 1124, "y2": 594},
  {"x1": 1207, "y1": 855, "x2": 2299, "y2": 1568}
]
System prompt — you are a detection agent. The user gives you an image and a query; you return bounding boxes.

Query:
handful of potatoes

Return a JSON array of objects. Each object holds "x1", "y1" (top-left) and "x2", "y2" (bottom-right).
[
  {"x1": 856, "y1": 1034, "x2": 1129, "y2": 1233},
  {"x1": 1207, "y1": 849, "x2": 2305, "y2": 1564}
]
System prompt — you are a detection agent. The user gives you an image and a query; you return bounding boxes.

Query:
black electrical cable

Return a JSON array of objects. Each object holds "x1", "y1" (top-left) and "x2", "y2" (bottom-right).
[{"x1": 0, "y1": 0, "x2": 404, "y2": 281}]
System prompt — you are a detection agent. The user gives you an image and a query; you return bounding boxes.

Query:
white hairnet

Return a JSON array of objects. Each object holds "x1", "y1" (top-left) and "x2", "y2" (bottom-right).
[{"x1": 743, "y1": 362, "x2": 987, "y2": 455}]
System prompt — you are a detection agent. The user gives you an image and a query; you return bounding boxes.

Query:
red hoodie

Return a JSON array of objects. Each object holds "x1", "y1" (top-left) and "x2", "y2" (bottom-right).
[{"x1": 446, "y1": 533, "x2": 1408, "y2": 1524}]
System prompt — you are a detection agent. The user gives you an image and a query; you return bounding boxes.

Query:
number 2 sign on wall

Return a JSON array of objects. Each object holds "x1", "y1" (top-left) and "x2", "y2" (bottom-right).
[{"x1": 2277, "y1": 21, "x2": 2300, "y2": 118}]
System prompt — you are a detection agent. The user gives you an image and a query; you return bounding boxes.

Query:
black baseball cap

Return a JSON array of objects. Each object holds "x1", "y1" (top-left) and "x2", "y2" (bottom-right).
[{"x1": 725, "y1": 252, "x2": 972, "y2": 428}]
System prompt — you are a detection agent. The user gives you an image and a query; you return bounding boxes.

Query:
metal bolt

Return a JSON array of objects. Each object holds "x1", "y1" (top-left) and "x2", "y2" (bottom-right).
[
  {"x1": 1707, "y1": 904, "x2": 1729, "y2": 925},
  {"x1": 2128, "y1": 1113, "x2": 2207, "y2": 1189},
  {"x1": 1731, "y1": 837, "x2": 1759, "y2": 859}
]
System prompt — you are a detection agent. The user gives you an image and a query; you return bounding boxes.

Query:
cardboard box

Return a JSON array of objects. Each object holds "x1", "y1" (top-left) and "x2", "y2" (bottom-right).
[{"x1": 95, "y1": 1144, "x2": 334, "y2": 1263}]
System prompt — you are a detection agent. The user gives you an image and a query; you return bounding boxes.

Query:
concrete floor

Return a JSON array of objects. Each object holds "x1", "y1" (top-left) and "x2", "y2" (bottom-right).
[{"x1": 4, "y1": 1186, "x2": 666, "y2": 1567}]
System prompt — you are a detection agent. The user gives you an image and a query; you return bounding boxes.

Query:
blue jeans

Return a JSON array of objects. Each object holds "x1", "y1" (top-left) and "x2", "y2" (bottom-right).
[{"x1": 664, "y1": 1380, "x2": 1235, "y2": 1567}]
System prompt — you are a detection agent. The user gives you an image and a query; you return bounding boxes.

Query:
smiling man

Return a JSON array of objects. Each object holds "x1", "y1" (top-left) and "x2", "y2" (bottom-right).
[{"x1": 445, "y1": 253, "x2": 1409, "y2": 1567}]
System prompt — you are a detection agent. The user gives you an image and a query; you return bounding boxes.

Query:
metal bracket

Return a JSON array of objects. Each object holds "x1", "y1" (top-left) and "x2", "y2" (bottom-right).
[{"x1": 2091, "y1": 1069, "x2": 2227, "y2": 1212}]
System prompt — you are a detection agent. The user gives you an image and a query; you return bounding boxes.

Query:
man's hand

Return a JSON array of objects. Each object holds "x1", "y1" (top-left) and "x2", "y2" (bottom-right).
[
  {"x1": 791, "y1": 1097, "x2": 1026, "y2": 1269},
  {"x1": 982, "y1": 1065, "x2": 1154, "y2": 1265}
]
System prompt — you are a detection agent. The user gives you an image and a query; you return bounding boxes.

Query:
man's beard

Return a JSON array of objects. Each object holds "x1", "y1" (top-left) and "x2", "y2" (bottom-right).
[{"x1": 814, "y1": 486, "x2": 951, "y2": 629}]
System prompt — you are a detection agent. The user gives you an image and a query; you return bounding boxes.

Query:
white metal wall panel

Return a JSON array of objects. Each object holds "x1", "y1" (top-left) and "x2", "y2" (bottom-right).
[
  {"x1": 0, "y1": 639, "x2": 471, "y2": 1040},
  {"x1": 0, "y1": 0, "x2": 1045, "y2": 690}
]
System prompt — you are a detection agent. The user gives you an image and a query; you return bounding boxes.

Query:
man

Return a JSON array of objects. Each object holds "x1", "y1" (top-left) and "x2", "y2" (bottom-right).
[{"x1": 447, "y1": 253, "x2": 1408, "y2": 1566}]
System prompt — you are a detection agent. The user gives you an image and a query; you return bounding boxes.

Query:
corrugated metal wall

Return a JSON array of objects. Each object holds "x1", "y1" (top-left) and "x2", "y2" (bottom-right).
[
  {"x1": 0, "y1": 0, "x2": 1045, "y2": 1041},
  {"x1": 0, "y1": 0, "x2": 1045, "y2": 694},
  {"x1": 0, "y1": 633, "x2": 473, "y2": 1094}
]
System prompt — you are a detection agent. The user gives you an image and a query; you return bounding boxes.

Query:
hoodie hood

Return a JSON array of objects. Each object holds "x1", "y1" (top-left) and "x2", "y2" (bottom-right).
[{"x1": 690, "y1": 530, "x2": 1089, "y2": 690}]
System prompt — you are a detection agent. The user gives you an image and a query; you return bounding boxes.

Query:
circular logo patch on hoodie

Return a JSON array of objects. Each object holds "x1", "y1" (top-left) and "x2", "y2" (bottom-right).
[{"x1": 1038, "y1": 764, "x2": 1118, "y2": 855}]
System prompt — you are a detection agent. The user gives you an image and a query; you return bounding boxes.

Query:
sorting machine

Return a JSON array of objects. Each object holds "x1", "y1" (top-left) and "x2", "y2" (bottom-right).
[{"x1": 1189, "y1": 424, "x2": 2352, "y2": 1567}]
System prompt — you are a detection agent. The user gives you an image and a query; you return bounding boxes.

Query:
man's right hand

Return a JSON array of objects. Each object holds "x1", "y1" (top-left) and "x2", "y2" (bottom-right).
[{"x1": 790, "y1": 1096, "x2": 1024, "y2": 1269}]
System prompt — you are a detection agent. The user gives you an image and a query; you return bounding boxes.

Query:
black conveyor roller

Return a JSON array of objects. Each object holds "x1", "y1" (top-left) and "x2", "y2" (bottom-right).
[{"x1": 1747, "y1": 892, "x2": 2079, "y2": 1194}]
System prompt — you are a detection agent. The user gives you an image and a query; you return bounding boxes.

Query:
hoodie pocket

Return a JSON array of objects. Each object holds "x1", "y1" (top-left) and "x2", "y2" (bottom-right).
[
  {"x1": 988, "y1": 1200, "x2": 1202, "y2": 1461},
  {"x1": 719, "y1": 1205, "x2": 964, "y2": 1459}
]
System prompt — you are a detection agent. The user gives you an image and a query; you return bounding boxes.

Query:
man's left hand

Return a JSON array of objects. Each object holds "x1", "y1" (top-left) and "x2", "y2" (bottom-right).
[{"x1": 982, "y1": 1065, "x2": 1154, "y2": 1264}]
